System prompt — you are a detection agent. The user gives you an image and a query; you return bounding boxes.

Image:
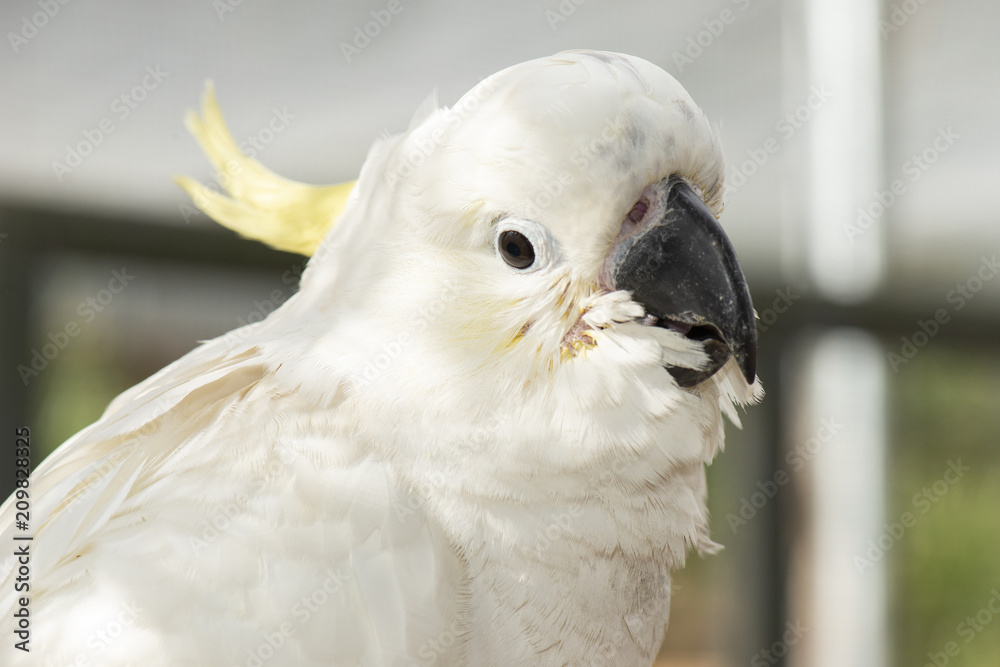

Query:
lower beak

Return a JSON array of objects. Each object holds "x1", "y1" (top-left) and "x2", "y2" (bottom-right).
[{"x1": 611, "y1": 177, "x2": 757, "y2": 387}]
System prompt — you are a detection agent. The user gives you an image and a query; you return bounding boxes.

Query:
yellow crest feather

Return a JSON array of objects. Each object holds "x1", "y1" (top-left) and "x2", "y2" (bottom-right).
[{"x1": 175, "y1": 82, "x2": 355, "y2": 256}]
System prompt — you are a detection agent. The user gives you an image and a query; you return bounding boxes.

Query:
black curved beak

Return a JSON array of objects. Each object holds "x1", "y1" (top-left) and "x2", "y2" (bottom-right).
[{"x1": 611, "y1": 177, "x2": 757, "y2": 387}]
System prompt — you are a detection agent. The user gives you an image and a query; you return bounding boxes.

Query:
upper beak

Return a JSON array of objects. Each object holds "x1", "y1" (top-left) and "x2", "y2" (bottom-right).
[{"x1": 611, "y1": 177, "x2": 757, "y2": 387}]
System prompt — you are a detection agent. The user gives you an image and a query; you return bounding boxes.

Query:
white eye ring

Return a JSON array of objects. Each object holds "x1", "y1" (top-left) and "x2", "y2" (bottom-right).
[{"x1": 493, "y1": 218, "x2": 560, "y2": 273}]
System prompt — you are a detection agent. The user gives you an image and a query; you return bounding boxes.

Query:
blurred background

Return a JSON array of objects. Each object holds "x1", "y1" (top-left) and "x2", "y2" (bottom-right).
[{"x1": 1, "y1": 1, "x2": 998, "y2": 665}]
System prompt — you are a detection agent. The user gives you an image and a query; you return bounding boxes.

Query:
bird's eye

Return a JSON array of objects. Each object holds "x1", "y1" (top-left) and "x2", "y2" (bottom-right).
[
  {"x1": 498, "y1": 230, "x2": 535, "y2": 269},
  {"x1": 493, "y1": 218, "x2": 559, "y2": 273}
]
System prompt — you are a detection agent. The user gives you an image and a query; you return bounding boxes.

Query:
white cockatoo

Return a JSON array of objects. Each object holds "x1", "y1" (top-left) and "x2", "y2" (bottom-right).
[{"x1": 0, "y1": 50, "x2": 761, "y2": 666}]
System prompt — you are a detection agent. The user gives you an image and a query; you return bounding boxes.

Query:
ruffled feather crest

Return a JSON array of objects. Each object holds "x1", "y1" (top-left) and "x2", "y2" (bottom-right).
[{"x1": 175, "y1": 82, "x2": 355, "y2": 256}]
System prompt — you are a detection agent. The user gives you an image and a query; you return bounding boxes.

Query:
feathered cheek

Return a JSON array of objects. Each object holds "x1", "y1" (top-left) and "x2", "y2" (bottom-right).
[{"x1": 553, "y1": 289, "x2": 646, "y2": 361}]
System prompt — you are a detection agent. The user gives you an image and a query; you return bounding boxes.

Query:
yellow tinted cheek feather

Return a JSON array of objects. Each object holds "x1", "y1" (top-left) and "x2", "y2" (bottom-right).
[
  {"x1": 174, "y1": 82, "x2": 356, "y2": 257},
  {"x1": 559, "y1": 336, "x2": 597, "y2": 362}
]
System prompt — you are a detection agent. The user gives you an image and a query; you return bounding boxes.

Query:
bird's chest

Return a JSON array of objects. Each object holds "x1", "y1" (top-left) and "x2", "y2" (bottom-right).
[{"x1": 459, "y1": 546, "x2": 672, "y2": 667}]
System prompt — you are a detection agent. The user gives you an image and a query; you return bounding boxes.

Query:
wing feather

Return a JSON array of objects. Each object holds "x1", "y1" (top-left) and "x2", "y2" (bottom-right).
[{"x1": 0, "y1": 338, "x2": 459, "y2": 666}]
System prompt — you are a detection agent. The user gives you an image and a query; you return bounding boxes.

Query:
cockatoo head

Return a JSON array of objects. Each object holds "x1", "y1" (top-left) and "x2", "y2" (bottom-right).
[
  {"x1": 314, "y1": 52, "x2": 756, "y2": 393},
  {"x1": 181, "y1": 50, "x2": 761, "y2": 559}
]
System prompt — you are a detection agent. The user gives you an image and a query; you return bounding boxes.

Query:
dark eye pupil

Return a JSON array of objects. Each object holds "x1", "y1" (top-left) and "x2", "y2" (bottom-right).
[{"x1": 498, "y1": 230, "x2": 535, "y2": 269}]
